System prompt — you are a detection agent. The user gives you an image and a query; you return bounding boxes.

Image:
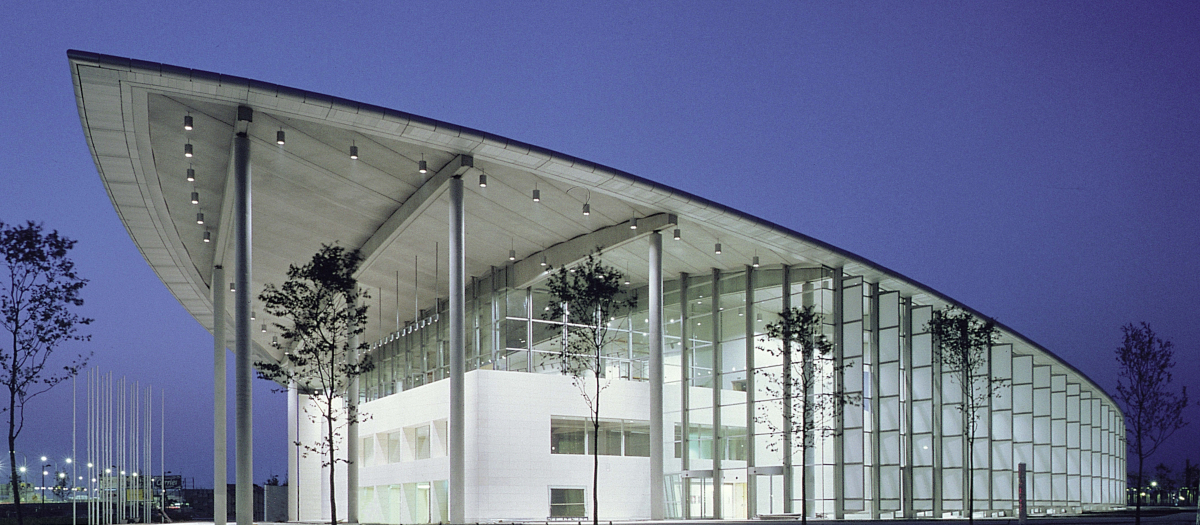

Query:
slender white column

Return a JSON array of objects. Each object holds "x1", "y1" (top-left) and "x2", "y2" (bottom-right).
[
  {"x1": 448, "y1": 176, "x2": 466, "y2": 523},
  {"x1": 347, "y1": 298, "x2": 360, "y2": 524},
  {"x1": 233, "y1": 131, "x2": 254, "y2": 525},
  {"x1": 781, "y1": 266, "x2": 793, "y2": 514},
  {"x1": 711, "y1": 268, "x2": 723, "y2": 519},
  {"x1": 213, "y1": 264, "x2": 227, "y2": 525},
  {"x1": 744, "y1": 266, "x2": 757, "y2": 517},
  {"x1": 287, "y1": 380, "x2": 299, "y2": 522},
  {"x1": 679, "y1": 273, "x2": 691, "y2": 519},
  {"x1": 648, "y1": 232, "x2": 665, "y2": 519}
]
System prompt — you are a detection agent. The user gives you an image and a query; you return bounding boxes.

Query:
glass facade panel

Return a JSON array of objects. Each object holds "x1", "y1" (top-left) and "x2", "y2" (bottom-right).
[{"x1": 350, "y1": 258, "x2": 1123, "y2": 520}]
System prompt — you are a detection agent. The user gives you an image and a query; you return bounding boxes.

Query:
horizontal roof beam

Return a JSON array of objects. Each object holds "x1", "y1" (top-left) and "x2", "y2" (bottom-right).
[
  {"x1": 356, "y1": 155, "x2": 474, "y2": 276},
  {"x1": 512, "y1": 212, "x2": 677, "y2": 289}
]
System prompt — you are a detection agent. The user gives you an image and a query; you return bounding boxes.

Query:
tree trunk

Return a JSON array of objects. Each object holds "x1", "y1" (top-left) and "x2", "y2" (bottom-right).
[
  {"x1": 329, "y1": 402, "x2": 338, "y2": 525},
  {"x1": 800, "y1": 429, "x2": 807, "y2": 525},
  {"x1": 592, "y1": 370, "x2": 600, "y2": 525},
  {"x1": 10, "y1": 332, "x2": 25, "y2": 525},
  {"x1": 1136, "y1": 451, "x2": 1143, "y2": 525}
]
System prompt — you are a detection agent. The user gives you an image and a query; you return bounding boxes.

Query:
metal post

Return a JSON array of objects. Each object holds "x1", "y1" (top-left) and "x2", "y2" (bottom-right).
[
  {"x1": 648, "y1": 232, "x2": 665, "y2": 519},
  {"x1": 347, "y1": 295, "x2": 360, "y2": 524},
  {"x1": 1018, "y1": 462, "x2": 1027, "y2": 524},
  {"x1": 744, "y1": 266, "x2": 756, "y2": 517},
  {"x1": 233, "y1": 131, "x2": 253, "y2": 525},
  {"x1": 448, "y1": 176, "x2": 466, "y2": 523},
  {"x1": 73, "y1": 375, "x2": 77, "y2": 525},
  {"x1": 288, "y1": 380, "x2": 298, "y2": 521},
  {"x1": 781, "y1": 266, "x2": 793, "y2": 515},
  {"x1": 711, "y1": 268, "x2": 722, "y2": 519},
  {"x1": 212, "y1": 264, "x2": 227, "y2": 525},
  {"x1": 679, "y1": 273, "x2": 691, "y2": 519}
]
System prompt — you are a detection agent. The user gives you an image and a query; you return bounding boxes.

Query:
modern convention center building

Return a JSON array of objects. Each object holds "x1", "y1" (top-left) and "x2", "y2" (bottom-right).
[{"x1": 69, "y1": 51, "x2": 1125, "y2": 522}]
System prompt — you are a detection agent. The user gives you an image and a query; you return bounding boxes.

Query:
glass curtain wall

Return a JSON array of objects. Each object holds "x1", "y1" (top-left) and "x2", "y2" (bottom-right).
[{"x1": 353, "y1": 260, "x2": 1125, "y2": 520}]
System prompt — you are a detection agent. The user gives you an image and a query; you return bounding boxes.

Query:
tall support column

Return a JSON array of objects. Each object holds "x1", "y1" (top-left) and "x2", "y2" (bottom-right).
[
  {"x1": 233, "y1": 131, "x2": 253, "y2": 525},
  {"x1": 287, "y1": 380, "x2": 299, "y2": 521},
  {"x1": 448, "y1": 176, "x2": 466, "y2": 524},
  {"x1": 900, "y1": 298, "x2": 915, "y2": 518},
  {"x1": 869, "y1": 284, "x2": 882, "y2": 519},
  {"x1": 744, "y1": 266, "x2": 757, "y2": 518},
  {"x1": 213, "y1": 265, "x2": 228, "y2": 525},
  {"x1": 781, "y1": 266, "x2": 793, "y2": 515},
  {"x1": 347, "y1": 298, "x2": 360, "y2": 524},
  {"x1": 648, "y1": 232, "x2": 665, "y2": 519},
  {"x1": 679, "y1": 273, "x2": 691, "y2": 519},
  {"x1": 711, "y1": 268, "x2": 723, "y2": 519},
  {"x1": 832, "y1": 268, "x2": 845, "y2": 520}
]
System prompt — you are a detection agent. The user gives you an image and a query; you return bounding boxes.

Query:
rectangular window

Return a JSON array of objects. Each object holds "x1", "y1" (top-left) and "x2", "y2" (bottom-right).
[
  {"x1": 550, "y1": 487, "x2": 587, "y2": 518},
  {"x1": 624, "y1": 422, "x2": 651, "y2": 457},
  {"x1": 589, "y1": 423, "x2": 624, "y2": 456},
  {"x1": 407, "y1": 424, "x2": 431, "y2": 460},
  {"x1": 387, "y1": 431, "x2": 403, "y2": 463},
  {"x1": 551, "y1": 418, "x2": 586, "y2": 454},
  {"x1": 552, "y1": 417, "x2": 657, "y2": 457}
]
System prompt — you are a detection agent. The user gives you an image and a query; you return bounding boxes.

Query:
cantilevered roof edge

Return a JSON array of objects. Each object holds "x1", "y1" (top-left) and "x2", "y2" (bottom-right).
[{"x1": 65, "y1": 49, "x2": 1119, "y2": 409}]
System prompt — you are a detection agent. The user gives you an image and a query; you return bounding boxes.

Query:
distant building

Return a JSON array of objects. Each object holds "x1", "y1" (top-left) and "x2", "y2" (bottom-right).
[{"x1": 69, "y1": 51, "x2": 1125, "y2": 522}]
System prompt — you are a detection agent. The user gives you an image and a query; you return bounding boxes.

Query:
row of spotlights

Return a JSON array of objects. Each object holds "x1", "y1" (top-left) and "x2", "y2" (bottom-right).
[{"x1": 184, "y1": 118, "x2": 756, "y2": 266}]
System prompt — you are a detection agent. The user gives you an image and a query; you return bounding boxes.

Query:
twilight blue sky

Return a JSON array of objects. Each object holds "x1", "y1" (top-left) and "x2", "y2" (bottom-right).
[{"x1": 1, "y1": 2, "x2": 1198, "y2": 486}]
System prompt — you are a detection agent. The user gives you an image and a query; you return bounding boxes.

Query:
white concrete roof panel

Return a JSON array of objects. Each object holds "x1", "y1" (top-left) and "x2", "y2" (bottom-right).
[{"x1": 66, "y1": 50, "x2": 1119, "y2": 407}]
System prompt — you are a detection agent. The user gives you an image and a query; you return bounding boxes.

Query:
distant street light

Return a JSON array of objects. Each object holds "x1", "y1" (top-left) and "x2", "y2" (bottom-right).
[{"x1": 42, "y1": 463, "x2": 51, "y2": 506}]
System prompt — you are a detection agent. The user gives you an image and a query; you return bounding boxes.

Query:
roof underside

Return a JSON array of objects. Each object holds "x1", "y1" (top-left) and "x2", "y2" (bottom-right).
[{"x1": 67, "y1": 50, "x2": 1117, "y2": 407}]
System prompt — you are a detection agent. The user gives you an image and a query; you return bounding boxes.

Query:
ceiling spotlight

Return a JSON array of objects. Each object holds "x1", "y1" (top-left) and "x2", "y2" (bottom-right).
[
  {"x1": 196, "y1": 212, "x2": 204, "y2": 225},
  {"x1": 261, "y1": 324, "x2": 267, "y2": 333},
  {"x1": 752, "y1": 255, "x2": 760, "y2": 268},
  {"x1": 532, "y1": 188, "x2": 541, "y2": 202},
  {"x1": 582, "y1": 203, "x2": 590, "y2": 216},
  {"x1": 271, "y1": 335, "x2": 279, "y2": 347},
  {"x1": 203, "y1": 231, "x2": 211, "y2": 243},
  {"x1": 714, "y1": 242, "x2": 722, "y2": 255},
  {"x1": 630, "y1": 217, "x2": 638, "y2": 230},
  {"x1": 184, "y1": 115, "x2": 193, "y2": 131},
  {"x1": 186, "y1": 167, "x2": 195, "y2": 182},
  {"x1": 184, "y1": 143, "x2": 193, "y2": 157},
  {"x1": 229, "y1": 282, "x2": 235, "y2": 292},
  {"x1": 251, "y1": 310, "x2": 257, "y2": 321},
  {"x1": 190, "y1": 191, "x2": 199, "y2": 205},
  {"x1": 478, "y1": 173, "x2": 487, "y2": 187},
  {"x1": 673, "y1": 229, "x2": 681, "y2": 241},
  {"x1": 624, "y1": 276, "x2": 631, "y2": 286},
  {"x1": 276, "y1": 129, "x2": 286, "y2": 145},
  {"x1": 418, "y1": 159, "x2": 428, "y2": 174},
  {"x1": 540, "y1": 255, "x2": 548, "y2": 267},
  {"x1": 509, "y1": 249, "x2": 516, "y2": 261},
  {"x1": 349, "y1": 145, "x2": 359, "y2": 160}
]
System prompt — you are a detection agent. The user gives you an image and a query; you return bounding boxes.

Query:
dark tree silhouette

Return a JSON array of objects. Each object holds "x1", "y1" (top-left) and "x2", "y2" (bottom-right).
[
  {"x1": 255, "y1": 244, "x2": 372, "y2": 525},
  {"x1": 755, "y1": 305, "x2": 858, "y2": 525},
  {"x1": 1114, "y1": 322, "x2": 1188, "y2": 525},
  {"x1": 543, "y1": 251, "x2": 636, "y2": 525},
  {"x1": 927, "y1": 306, "x2": 1004, "y2": 525},
  {"x1": 1, "y1": 221, "x2": 92, "y2": 525}
]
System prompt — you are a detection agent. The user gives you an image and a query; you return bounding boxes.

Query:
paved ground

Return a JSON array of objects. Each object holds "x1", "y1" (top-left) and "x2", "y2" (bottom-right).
[{"x1": 168, "y1": 511, "x2": 1200, "y2": 525}]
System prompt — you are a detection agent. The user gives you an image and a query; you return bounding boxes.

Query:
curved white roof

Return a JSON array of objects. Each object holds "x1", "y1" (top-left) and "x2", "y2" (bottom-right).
[{"x1": 67, "y1": 50, "x2": 1117, "y2": 406}]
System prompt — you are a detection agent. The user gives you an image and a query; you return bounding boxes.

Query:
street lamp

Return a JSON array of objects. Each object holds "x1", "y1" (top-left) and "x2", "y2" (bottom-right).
[{"x1": 42, "y1": 463, "x2": 51, "y2": 506}]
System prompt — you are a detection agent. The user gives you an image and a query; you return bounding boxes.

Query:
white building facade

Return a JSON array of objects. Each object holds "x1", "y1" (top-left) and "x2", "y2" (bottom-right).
[{"x1": 69, "y1": 51, "x2": 1125, "y2": 523}]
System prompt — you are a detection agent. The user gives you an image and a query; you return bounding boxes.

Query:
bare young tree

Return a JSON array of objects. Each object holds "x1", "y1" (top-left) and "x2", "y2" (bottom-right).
[
  {"x1": 1114, "y1": 322, "x2": 1188, "y2": 525},
  {"x1": 255, "y1": 244, "x2": 372, "y2": 525},
  {"x1": 542, "y1": 251, "x2": 636, "y2": 525},
  {"x1": 755, "y1": 305, "x2": 858, "y2": 525},
  {"x1": 1, "y1": 221, "x2": 92, "y2": 525},
  {"x1": 927, "y1": 306, "x2": 1004, "y2": 525}
]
